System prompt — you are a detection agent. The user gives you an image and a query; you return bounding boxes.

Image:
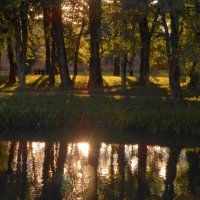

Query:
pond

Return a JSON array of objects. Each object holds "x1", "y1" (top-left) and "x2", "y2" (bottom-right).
[{"x1": 0, "y1": 129, "x2": 200, "y2": 200}]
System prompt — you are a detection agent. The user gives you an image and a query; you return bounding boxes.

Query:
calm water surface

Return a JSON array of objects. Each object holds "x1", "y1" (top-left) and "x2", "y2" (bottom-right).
[{"x1": 0, "y1": 133, "x2": 200, "y2": 200}]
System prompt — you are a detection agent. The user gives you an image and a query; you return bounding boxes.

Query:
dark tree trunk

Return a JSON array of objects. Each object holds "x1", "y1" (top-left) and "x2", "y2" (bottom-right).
[
  {"x1": 52, "y1": 38, "x2": 59, "y2": 75},
  {"x1": 189, "y1": 62, "x2": 199, "y2": 89},
  {"x1": 121, "y1": 53, "x2": 128, "y2": 91},
  {"x1": 113, "y1": 56, "x2": 120, "y2": 76},
  {"x1": 188, "y1": 1, "x2": 200, "y2": 89},
  {"x1": 88, "y1": 0, "x2": 103, "y2": 90},
  {"x1": 139, "y1": 15, "x2": 151, "y2": 86},
  {"x1": 7, "y1": 37, "x2": 16, "y2": 84},
  {"x1": 43, "y1": 5, "x2": 55, "y2": 85},
  {"x1": 169, "y1": 11, "x2": 182, "y2": 99},
  {"x1": 129, "y1": 54, "x2": 134, "y2": 76},
  {"x1": 73, "y1": 19, "x2": 85, "y2": 76},
  {"x1": 162, "y1": 11, "x2": 182, "y2": 99},
  {"x1": 14, "y1": 1, "x2": 29, "y2": 89},
  {"x1": 51, "y1": 1, "x2": 71, "y2": 87}
]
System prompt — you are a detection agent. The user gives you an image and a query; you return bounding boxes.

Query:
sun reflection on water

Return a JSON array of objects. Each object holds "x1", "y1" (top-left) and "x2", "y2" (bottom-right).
[{"x1": 77, "y1": 143, "x2": 89, "y2": 157}]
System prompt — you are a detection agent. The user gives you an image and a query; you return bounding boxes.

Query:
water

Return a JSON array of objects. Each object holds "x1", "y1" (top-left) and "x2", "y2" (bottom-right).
[{"x1": 0, "y1": 130, "x2": 200, "y2": 200}]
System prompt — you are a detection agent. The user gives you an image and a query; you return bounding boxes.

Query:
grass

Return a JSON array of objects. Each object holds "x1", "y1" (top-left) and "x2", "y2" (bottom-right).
[{"x1": 0, "y1": 73, "x2": 199, "y2": 136}]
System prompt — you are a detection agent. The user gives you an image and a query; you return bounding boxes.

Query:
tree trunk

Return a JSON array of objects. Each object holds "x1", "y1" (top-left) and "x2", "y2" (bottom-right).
[
  {"x1": 121, "y1": 54, "x2": 128, "y2": 91},
  {"x1": 139, "y1": 15, "x2": 151, "y2": 85},
  {"x1": 162, "y1": 11, "x2": 182, "y2": 99},
  {"x1": 43, "y1": 5, "x2": 55, "y2": 85},
  {"x1": 52, "y1": 1, "x2": 71, "y2": 87},
  {"x1": 113, "y1": 56, "x2": 120, "y2": 76},
  {"x1": 169, "y1": 11, "x2": 182, "y2": 99},
  {"x1": 73, "y1": 19, "x2": 85, "y2": 76},
  {"x1": 7, "y1": 37, "x2": 16, "y2": 84},
  {"x1": 188, "y1": 1, "x2": 200, "y2": 89},
  {"x1": 88, "y1": 0, "x2": 103, "y2": 90},
  {"x1": 14, "y1": 1, "x2": 29, "y2": 90},
  {"x1": 189, "y1": 62, "x2": 199, "y2": 89}
]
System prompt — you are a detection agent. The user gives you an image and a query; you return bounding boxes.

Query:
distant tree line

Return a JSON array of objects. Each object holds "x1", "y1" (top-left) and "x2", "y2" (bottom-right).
[{"x1": 0, "y1": 0, "x2": 199, "y2": 99}]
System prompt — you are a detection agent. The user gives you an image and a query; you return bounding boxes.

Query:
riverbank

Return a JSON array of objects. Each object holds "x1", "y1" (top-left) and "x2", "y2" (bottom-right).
[
  {"x1": 0, "y1": 75, "x2": 199, "y2": 136},
  {"x1": 0, "y1": 91, "x2": 200, "y2": 136}
]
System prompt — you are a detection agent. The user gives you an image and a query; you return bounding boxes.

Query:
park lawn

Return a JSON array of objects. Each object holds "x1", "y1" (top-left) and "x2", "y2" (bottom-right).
[{"x1": 0, "y1": 74, "x2": 199, "y2": 136}]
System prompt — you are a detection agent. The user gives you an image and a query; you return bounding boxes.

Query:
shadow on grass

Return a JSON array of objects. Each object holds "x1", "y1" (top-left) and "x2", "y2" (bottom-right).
[{"x1": 27, "y1": 76, "x2": 49, "y2": 89}]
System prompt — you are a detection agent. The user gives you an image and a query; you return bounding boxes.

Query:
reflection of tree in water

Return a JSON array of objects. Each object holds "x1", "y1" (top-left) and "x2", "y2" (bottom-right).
[
  {"x1": 163, "y1": 148, "x2": 181, "y2": 200},
  {"x1": 16, "y1": 142, "x2": 28, "y2": 200},
  {"x1": 136, "y1": 144, "x2": 148, "y2": 200},
  {"x1": 40, "y1": 142, "x2": 55, "y2": 200},
  {"x1": 1, "y1": 141, "x2": 200, "y2": 200},
  {"x1": 187, "y1": 149, "x2": 200, "y2": 194},
  {"x1": 87, "y1": 141, "x2": 100, "y2": 200},
  {"x1": 0, "y1": 142, "x2": 16, "y2": 200},
  {"x1": 51, "y1": 142, "x2": 67, "y2": 200},
  {"x1": 147, "y1": 146, "x2": 169, "y2": 199}
]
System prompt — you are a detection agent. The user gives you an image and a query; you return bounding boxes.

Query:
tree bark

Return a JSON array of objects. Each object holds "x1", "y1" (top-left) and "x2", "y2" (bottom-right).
[
  {"x1": 139, "y1": 15, "x2": 151, "y2": 86},
  {"x1": 113, "y1": 56, "x2": 120, "y2": 76},
  {"x1": 52, "y1": 1, "x2": 71, "y2": 87},
  {"x1": 188, "y1": 1, "x2": 200, "y2": 89},
  {"x1": 43, "y1": 5, "x2": 55, "y2": 85},
  {"x1": 14, "y1": 1, "x2": 29, "y2": 89},
  {"x1": 169, "y1": 11, "x2": 182, "y2": 99},
  {"x1": 121, "y1": 53, "x2": 128, "y2": 91},
  {"x1": 88, "y1": 0, "x2": 103, "y2": 90},
  {"x1": 73, "y1": 19, "x2": 86, "y2": 76},
  {"x1": 162, "y1": 11, "x2": 182, "y2": 99},
  {"x1": 7, "y1": 37, "x2": 16, "y2": 83}
]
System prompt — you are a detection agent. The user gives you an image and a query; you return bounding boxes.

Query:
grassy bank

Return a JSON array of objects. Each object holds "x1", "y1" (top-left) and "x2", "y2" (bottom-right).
[
  {"x1": 0, "y1": 74, "x2": 199, "y2": 136},
  {"x1": 0, "y1": 93, "x2": 200, "y2": 135}
]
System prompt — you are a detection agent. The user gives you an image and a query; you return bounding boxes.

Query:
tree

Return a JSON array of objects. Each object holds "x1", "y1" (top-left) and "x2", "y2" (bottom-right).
[
  {"x1": 161, "y1": 0, "x2": 184, "y2": 99},
  {"x1": 88, "y1": 0, "x2": 103, "y2": 90},
  {"x1": 188, "y1": 0, "x2": 200, "y2": 89},
  {"x1": 51, "y1": 0, "x2": 72, "y2": 87},
  {"x1": 7, "y1": 37, "x2": 17, "y2": 83},
  {"x1": 14, "y1": 0, "x2": 29, "y2": 89},
  {"x1": 42, "y1": 1, "x2": 56, "y2": 85}
]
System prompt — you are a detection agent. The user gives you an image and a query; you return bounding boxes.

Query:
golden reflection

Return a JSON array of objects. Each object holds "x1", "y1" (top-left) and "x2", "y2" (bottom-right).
[
  {"x1": 125, "y1": 145, "x2": 138, "y2": 173},
  {"x1": 77, "y1": 143, "x2": 89, "y2": 157},
  {"x1": 99, "y1": 143, "x2": 112, "y2": 178},
  {"x1": 159, "y1": 164, "x2": 166, "y2": 178},
  {"x1": 31, "y1": 142, "x2": 45, "y2": 153}
]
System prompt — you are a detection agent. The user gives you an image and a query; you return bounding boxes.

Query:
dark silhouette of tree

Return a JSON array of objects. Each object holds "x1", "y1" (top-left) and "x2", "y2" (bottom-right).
[
  {"x1": 162, "y1": 148, "x2": 181, "y2": 200},
  {"x1": 51, "y1": 0, "x2": 72, "y2": 87},
  {"x1": 186, "y1": 150, "x2": 200, "y2": 193},
  {"x1": 16, "y1": 142, "x2": 28, "y2": 200},
  {"x1": 41, "y1": 142, "x2": 55, "y2": 199},
  {"x1": 51, "y1": 141, "x2": 67, "y2": 200},
  {"x1": 88, "y1": 0, "x2": 103, "y2": 90},
  {"x1": 87, "y1": 141, "x2": 100, "y2": 200},
  {"x1": 118, "y1": 144, "x2": 126, "y2": 199},
  {"x1": 136, "y1": 144, "x2": 149, "y2": 200},
  {"x1": 161, "y1": 1, "x2": 184, "y2": 99}
]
